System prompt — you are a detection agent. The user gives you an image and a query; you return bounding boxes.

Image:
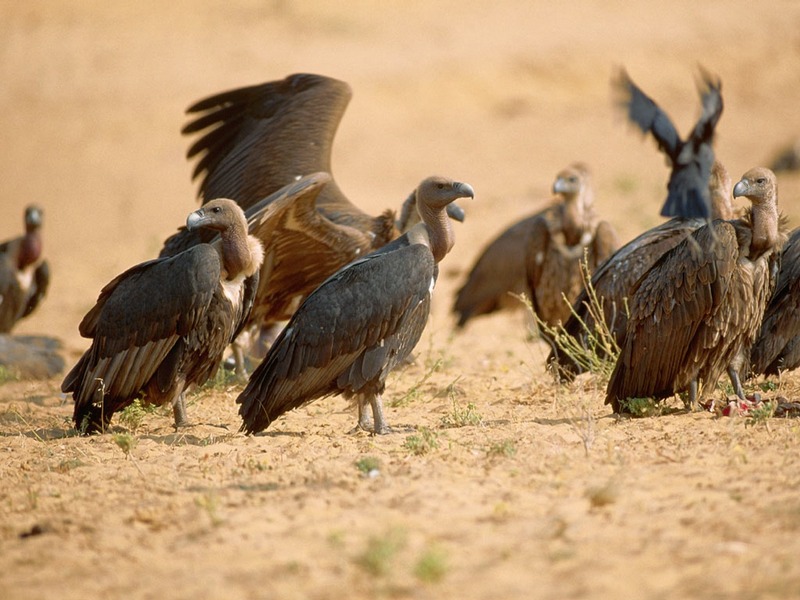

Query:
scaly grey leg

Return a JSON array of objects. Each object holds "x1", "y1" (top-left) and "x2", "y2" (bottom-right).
[{"x1": 172, "y1": 392, "x2": 191, "y2": 428}]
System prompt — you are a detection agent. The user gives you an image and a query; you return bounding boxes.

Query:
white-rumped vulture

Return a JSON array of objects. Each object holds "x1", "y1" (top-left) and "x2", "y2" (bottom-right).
[
  {"x1": 453, "y1": 163, "x2": 617, "y2": 328},
  {"x1": 0, "y1": 205, "x2": 49, "y2": 333},
  {"x1": 606, "y1": 167, "x2": 785, "y2": 413},
  {"x1": 237, "y1": 176, "x2": 475, "y2": 435},
  {"x1": 62, "y1": 199, "x2": 264, "y2": 433},
  {"x1": 614, "y1": 68, "x2": 723, "y2": 219},
  {"x1": 524, "y1": 163, "x2": 619, "y2": 329},
  {"x1": 749, "y1": 227, "x2": 800, "y2": 377},
  {"x1": 168, "y1": 74, "x2": 463, "y2": 367},
  {"x1": 550, "y1": 160, "x2": 734, "y2": 380}
]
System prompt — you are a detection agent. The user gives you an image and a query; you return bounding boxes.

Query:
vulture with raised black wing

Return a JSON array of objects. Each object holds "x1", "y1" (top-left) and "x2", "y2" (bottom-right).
[
  {"x1": 550, "y1": 160, "x2": 734, "y2": 380},
  {"x1": 62, "y1": 199, "x2": 264, "y2": 433},
  {"x1": 169, "y1": 74, "x2": 463, "y2": 369},
  {"x1": 749, "y1": 227, "x2": 800, "y2": 377},
  {"x1": 0, "y1": 205, "x2": 49, "y2": 333},
  {"x1": 453, "y1": 163, "x2": 617, "y2": 328},
  {"x1": 606, "y1": 167, "x2": 785, "y2": 413},
  {"x1": 237, "y1": 176, "x2": 474, "y2": 435},
  {"x1": 613, "y1": 67, "x2": 723, "y2": 219}
]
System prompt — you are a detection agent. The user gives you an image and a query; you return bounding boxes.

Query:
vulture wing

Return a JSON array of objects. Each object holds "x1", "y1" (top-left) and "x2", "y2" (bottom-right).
[
  {"x1": 606, "y1": 221, "x2": 738, "y2": 407},
  {"x1": 453, "y1": 210, "x2": 549, "y2": 327},
  {"x1": 63, "y1": 246, "x2": 221, "y2": 405},
  {"x1": 750, "y1": 228, "x2": 800, "y2": 375}
]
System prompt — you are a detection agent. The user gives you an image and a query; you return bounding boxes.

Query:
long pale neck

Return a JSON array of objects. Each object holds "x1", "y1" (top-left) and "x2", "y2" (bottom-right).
[
  {"x1": 562, "y1": 190, "x2": 595, "y2": 246},
  {"x1": 219, "y1": 227, "x2": 262, "y2": 280},
  {"x1": 750, "y1": 200, "x2": 779, "y2": 255},
  {"x1": 418, "y1": 202, "x2": 454, "y2": 264}
]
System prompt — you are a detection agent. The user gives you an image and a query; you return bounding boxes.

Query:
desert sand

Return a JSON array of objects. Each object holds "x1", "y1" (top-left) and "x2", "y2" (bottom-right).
[{"x1": 2, "y1": 2, "x2": 800, "y2": 598}]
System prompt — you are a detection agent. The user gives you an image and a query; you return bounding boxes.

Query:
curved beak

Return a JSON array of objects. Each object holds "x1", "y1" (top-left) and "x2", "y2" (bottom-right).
[
  {"x1": 732, "y1": 180, "x2": 748, "y2": 198},
  {"x1": 186, "y1": 208, "x2": 206, "y2": 231}
]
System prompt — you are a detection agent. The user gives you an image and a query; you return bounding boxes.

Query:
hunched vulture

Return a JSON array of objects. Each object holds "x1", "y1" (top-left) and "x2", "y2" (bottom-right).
[
  {"x1": 606, "y1": 167, "x2": 785, "y2": 413},
  {"x1": 63, "y1": 199, "x2": 264, "y2": 433}
]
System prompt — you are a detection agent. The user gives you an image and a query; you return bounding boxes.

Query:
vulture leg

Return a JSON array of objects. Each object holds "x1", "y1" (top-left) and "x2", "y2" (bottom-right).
[
  {"x1": 356, "y1": 398, "x2": 373, "y2": 432},
  {"x1": 231, "y1": 341, "x2": 249, "y2": 383},
  {"x1": 727, "y1": 366, "x2": 746, "y2": 401},
  {"x1": 172, "y1": 392, "x2": 191, "y2": 428},
  {"x1": 369, "y1": 394, "x2": 390, "y2": 435},
  {"x1": 686, "y1": 380, "x2": 699, "y2": 412}
]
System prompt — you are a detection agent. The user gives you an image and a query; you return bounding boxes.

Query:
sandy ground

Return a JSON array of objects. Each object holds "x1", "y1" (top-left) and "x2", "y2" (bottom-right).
[{"x1": 3, "y1": 1, "x2": 800, "y2": 598}]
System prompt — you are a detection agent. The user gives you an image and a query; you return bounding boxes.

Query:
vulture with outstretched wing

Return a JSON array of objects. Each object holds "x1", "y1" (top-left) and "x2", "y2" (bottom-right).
[{"x1": 613, "y1": 68, "x2": 723, "y2": 219}]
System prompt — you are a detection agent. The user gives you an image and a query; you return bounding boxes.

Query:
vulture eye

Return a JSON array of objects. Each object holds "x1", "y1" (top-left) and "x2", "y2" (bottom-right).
[
  {"x1": 437, "y1": 183, "x2": 445, "y2": 189},
  {"x1": 212, "y1": 206, "x2": 222, "y2": 213},
  {"x1": 756, "y1": 178, "x2": 766, "y2": 185}
]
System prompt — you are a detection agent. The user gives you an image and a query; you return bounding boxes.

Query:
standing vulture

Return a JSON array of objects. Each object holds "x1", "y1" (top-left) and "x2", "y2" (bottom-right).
[
  {"x1": 613, "y1": 67, "x2": 723, "y2": 219},
  {"x1": 0, "y1": 205, "x2": 49, "y2": 333},
  {"x1": 237, "y1": 176, "x2": 475, "y2": 435},
  {"x1": 62, "y1": 199, "x2": 264, "y2": 433},
  {"x1": 749, "y1": 227, "x2": 800, "y2": 377},
  {"x1": 525, "y1": 164, "x2": 619, "y2": 329},
  {"x1": 453, "y1": 163, "x2": 617, "y2": 328},
  {"x1": 549, "y1": 160, "x2": 734, "y2": 380},
  {"x1": 169, "y1": 73, "x2": 463, "y2": 365},
  {"x1": 606, "y1": 167, "x2": 785, "y2": 413}
]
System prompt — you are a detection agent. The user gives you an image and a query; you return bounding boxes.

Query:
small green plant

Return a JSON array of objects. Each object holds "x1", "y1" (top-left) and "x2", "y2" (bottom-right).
[
  {"x1": 404, "y1": 427, "x2": 439, "y2": 456},
  {"x1": 745, "y1": 401, "x2": 776, "y2": 430},
  {"x1": 356, "y1": 528, "x2": 407, "y2": 577},
  {"x1": 195, "y1": 492, "x2": 223, "y2": 526},
  {"x1": 391, "y1": 358, "x2": 443, "y2": 408},
  {"x1": 118, "y1": 398, "x2": 158, "y2": 433},
  {"x1": 414, "y1": 545, "x2": 448, "y2": 583},
  {"x1": 486, "y1": 439, "x2": 517, "y2": 459},
  {"x1": 0, "y1": 365, "x2": 18, "y2": 385},
  {"x1": 198, "y1": 365, "x2": 238, "y2": 391},
  {"x1": 617, "y1": 397, "x2": 659, "y2": 418},
  {"x1": 111, "y1": 432, "x2": 137, "y2": 458},
  {"x1": 523, "y1": 255, "x2": 621, "y2": 382},
  {"x1": 355, "y1": 456, "x2": 381, "y2": 475},
  {"x1": 440, "y1": 399, "x2": 483, "y2": 428}
]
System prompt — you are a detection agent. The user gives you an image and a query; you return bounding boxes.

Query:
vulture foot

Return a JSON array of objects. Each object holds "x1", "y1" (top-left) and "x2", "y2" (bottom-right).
[
  {"x1": 354, "y1": 394, "x2": 391, "y2": 435},
  {"x1": 172, "y1": 394, "x2": 192, "y2": 429}
]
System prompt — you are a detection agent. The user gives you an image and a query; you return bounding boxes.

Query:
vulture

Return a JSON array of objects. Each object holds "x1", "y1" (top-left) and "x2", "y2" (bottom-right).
[
  {"x1": 62, "y1": 199, "x2": 264, "y2": 433},
  {"x1": 613, "y1": 67, "x2": 723, "y2": 219},
  {"x1": 453, "y1": 163, "x2": 617, "y2": 328},
  {"x1": 169, "y1": 73, "x2": 463, "y2": 365},
  {"x1": 237, "y1": 176, "x2": 475, "y2": 435},
  {"x1": 0, "y1": 205, "x2": 49, "y2": 333},
  {"x1": 549, "y1": 160, "x2": 734, "y2": 380},
  {"x1": 525, "y1": 164, "x2": 619, "y2": 329},
  {"x1": 749, "y1": 227, "x2": 800, "y2": 377},
  {"x1": 606, "y1": 167, "x2": 785, "y2": 413}
]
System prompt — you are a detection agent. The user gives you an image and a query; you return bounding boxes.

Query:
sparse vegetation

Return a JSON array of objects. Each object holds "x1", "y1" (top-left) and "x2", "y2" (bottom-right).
[
  {"x1": 0, "y1": 365, "x2": 18, "y2": 385},
  {"x1": 440, "y1": 396, "x2": 483, "y2": 428},
  {"x1": 486, "y1": 439, "x2": 517, "y2": 459},
  {"x1": 617, "y1": 396, "x2": 660, "y2": 418},
  {"x1": 118, "y1": 398, "x2": 159, "y2": 433},
  {"x1": 356, "y1": 528, "x2": 407, "y2": 577},
  {"x1": 415, "y1": 545, "x2": 448, "y2": 583},
  {"x1": 404, "y1": 427, "x2": 440, "y2": 455},
  {"x1": 355, "y1": 455, "x2": 381, "y2": 475},
  {"x1": 111, "y1": 432, "x2": 137, "y2": 458},
  {"x1": 745, "y1": 401, "x2": 776, "y2": 430}
]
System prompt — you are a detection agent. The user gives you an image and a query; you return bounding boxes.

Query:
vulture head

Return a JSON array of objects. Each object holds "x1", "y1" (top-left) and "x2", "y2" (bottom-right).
[
  {"x1": 413, "y1": 176, "x2": 475, "y2": 264},
  {"x1": 732, "y1": 167, "x2": 777, "y2": 205},
  {"x1": 733, "y1": 167, "x2": 780, "y2": 254},
  {"x1": 24, "y1": 205, "x2": 43, "y2": 231},
  {"x1": 553, "y1": 163, "x2": 596, "y2": 240},
  {"x1": 187, "y1": 198, "x2": 247, "y2": 234}
]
